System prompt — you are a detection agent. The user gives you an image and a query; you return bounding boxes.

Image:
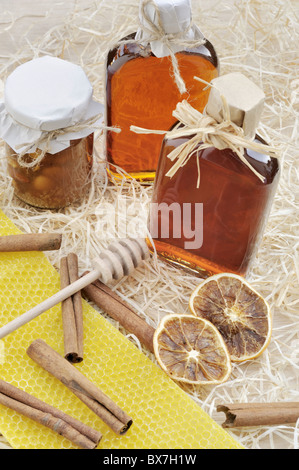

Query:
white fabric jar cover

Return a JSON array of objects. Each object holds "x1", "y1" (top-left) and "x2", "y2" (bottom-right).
[{"x1": 0, "y1": 56, "x2": 104, "y2": 155}]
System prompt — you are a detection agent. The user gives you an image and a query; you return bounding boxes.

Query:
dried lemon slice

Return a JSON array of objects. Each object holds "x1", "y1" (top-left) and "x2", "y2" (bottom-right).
[
  {"x1": 189, "y1": 273, "x2": 272, "y2": 362},
  {"x1": 153, "y1": 314, "x2": 232, "y2": 384}
]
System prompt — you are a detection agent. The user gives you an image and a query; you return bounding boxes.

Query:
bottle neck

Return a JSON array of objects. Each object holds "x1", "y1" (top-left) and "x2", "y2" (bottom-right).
[{"x1": 139, "y1": 0, "x2": 192, "y2": 36}]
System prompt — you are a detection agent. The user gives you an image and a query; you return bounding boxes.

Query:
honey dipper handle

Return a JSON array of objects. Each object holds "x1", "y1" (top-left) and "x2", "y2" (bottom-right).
[
  {"x1": 0, "y1": 270, "x2": 101, "y2": 340},
  {"x1": 0, "y1": 238, "x2": 149, "y2": 340}
]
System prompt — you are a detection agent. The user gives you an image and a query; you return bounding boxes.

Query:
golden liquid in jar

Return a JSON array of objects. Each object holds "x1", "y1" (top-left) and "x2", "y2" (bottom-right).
[{"x1": 7, "y1": 134, "x2": 94, "y2": 209}]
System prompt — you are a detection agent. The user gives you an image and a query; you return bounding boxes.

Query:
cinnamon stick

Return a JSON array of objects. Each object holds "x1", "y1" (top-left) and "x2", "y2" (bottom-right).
[
  {"x1": 0, "y1": 233, "x2": 62, "y2": 252},
  {"x1": 217, "y1": 402, "x2": 299, "y2": 428},
  {"x1": 81, "y1": 273, "x2": 155, "y2": 354},
  {"x1": 67, "y1": 253, "x2": 84, "y2": 360},
  {"x1": 60, "y1": 253, "x2": 84, "y2": 363},
  {"x1": 26, "y1": 339, "x2": 133, "y2": 435},
  {"x1": 0, "y1": 378, "x2": 102, "y2": 449}
]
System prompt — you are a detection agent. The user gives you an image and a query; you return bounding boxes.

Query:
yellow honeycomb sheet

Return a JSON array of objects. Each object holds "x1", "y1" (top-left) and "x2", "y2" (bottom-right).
[{"x1": 0, "y1": 210, "x2": 242, "y2": 449}]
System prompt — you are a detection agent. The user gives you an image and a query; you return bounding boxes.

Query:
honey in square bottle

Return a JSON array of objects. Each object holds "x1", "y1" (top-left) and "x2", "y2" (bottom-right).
[
  {"x1": 106, "y1": 0, "x2": 218, "y2": 182},
  {"x1": 149, "y1": 73, "x2": 280, "y2": 277}
]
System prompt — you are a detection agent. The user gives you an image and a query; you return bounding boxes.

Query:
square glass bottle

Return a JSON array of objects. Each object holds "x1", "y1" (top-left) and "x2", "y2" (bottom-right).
[
  {"x1": 106, "y1": 0, "x2": 219, "y2": 181},
  {"x1": 148, "y1": 73, "x2": 280, "y2": 277}
]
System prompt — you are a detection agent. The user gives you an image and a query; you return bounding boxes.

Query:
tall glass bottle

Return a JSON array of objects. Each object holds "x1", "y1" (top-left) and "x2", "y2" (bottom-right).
[
  {"x1": 148, "y1": 73, "x2": 280, "y2": 277},
  {"x1": 106, "y1": 0, "x2": 218, "y2": 182}
]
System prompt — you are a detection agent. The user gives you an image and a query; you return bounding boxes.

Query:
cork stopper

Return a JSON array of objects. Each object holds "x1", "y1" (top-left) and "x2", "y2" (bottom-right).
[{"x1": 205, "y1": 72, "x2": 265, "y2": 139}]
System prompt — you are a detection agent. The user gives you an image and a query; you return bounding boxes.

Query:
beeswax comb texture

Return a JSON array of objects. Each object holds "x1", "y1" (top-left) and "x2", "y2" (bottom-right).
[{"x1": 0, "y1": 210, "x2": 242, "y2": 449}]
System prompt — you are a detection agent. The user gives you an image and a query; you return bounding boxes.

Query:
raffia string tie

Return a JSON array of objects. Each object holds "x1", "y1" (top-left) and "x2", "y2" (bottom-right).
[
  {"x1": 14, "y1": 114, "x2": 121, "y2": 169},
  {"x1": 131, "y1": 97, "x2": 278, "y2": 187},
  {"x1": 118, "y1": 0, "x2": 206, "y2": 94}
]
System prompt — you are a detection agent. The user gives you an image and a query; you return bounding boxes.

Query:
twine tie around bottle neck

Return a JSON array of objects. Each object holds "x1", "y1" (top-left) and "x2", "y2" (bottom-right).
[
  {"x1": 131, "y1": 96, "x2": 278, "y2": 187},
  {"x1": 127, "y1": 0, "x2": 206, "y2": 94}
]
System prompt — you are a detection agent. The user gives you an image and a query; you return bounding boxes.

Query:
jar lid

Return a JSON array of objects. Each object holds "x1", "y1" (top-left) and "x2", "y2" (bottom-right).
[
  {"x1": 5, "y1": 56, "x2": 94, "y2": 132},
  {"x1": 0, "y1": 56, "x2": 103, "y2": 154}
]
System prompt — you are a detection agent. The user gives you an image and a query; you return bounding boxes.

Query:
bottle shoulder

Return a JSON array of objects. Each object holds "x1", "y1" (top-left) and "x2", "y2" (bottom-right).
[
  {"x1": 106, "y1": 32, "x2": 218, "y2": 69},
  {"x1": 162, "y1": 131, "x2": 279, "y2": 185}
]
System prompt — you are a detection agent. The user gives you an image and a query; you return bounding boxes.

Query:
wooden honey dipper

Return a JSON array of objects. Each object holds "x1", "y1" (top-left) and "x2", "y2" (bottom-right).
[{"x1": 0, "y1": 238, "x2": 149, "y2": 339}]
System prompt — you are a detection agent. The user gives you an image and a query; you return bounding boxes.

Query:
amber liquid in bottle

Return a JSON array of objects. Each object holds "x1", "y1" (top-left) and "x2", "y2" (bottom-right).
[
  {"x1": 106, "y1": 33, "x2": 218, "y2": 181},
  {"x1": 149, "y1": 133, "x2": 280, "y2": 277}
]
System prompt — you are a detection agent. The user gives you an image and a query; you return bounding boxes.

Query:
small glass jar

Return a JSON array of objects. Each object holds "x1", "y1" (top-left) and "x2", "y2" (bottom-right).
[
  {"x1": 0, "y1": 56, "x2": 103, "y2": 210},
  {"x1": 6, "y1": 134, "x2": 94, "y2": 209}
]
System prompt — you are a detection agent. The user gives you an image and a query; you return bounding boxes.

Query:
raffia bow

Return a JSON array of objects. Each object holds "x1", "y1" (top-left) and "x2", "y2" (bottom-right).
[
  {"x1": 131, "y1": 97, "x2": 278, "y2": 187},
  {"x1": 15, "y1": 114, "x2": 120, "y2": 169},
  {"x1": 118, "y1": 0, "x2": 206, "y2": 94}
]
